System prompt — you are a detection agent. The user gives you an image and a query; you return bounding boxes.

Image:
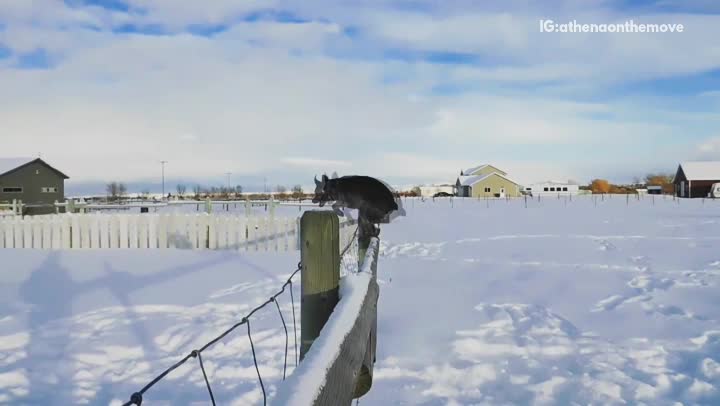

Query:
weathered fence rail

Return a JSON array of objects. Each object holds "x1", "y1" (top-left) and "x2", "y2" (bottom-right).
[{"x1": 273, "y1": 211, "x2": 379, "y2": 405}]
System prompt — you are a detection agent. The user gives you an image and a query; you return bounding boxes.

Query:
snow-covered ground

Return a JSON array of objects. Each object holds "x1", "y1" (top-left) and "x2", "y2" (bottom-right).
[{"x1": 2, "y1": 195, "x2": 720, "y2": 405}]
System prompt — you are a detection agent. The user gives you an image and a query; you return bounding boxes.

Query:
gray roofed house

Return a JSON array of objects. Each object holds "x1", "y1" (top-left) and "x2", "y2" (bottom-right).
[{"x1": 0, "y1": 158, "x2": 69, "y2": 214}]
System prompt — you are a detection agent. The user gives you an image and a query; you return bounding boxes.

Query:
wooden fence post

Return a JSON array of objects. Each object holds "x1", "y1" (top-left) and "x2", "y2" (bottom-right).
[{"x1": 300, "y1": 211, "x2": 340, "y2": 361}]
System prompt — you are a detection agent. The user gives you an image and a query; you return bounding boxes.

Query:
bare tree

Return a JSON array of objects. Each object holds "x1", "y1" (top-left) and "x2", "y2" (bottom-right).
[
  {"x1": 118, "y1": 183, "x2": 127, "y2": 200},
  {"x1": 645, "y1": 173, "x2": 674, "y2": 186},
  {"x1": 291, "y1": 185, "x2": 304, "y2": 200},
  {"x1": 220, "y1": 186, "x2": 230, "y2": 199},
  {"x1": 176, "y1": 184, "x2": 187, "y2": 197},
  {"x1": 141, "y1": 189, "x2": 151, "y2": 200},
  {"x1": 235, "y1": 185, "x2": 243, "y2": 198},
  {"x1": 106, "y1": 182, "x2": 119, "y2": 201},
  {"x1": 193, "y1": 185, "x2": 202, "y2": 199},
  {"x1": 275, "y1": 185, "x2": 287, "y2": 194}
]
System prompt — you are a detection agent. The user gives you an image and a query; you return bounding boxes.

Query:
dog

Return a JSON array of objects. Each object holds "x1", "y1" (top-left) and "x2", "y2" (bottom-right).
[{"x1": 312, "y1": 174, "x2": 404, "y2": 229}]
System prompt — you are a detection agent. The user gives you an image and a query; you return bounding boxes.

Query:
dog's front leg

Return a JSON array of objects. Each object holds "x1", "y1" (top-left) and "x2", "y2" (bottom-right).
[{"x1": 332, "y1": 202, "x2": 345, "y2": 217}]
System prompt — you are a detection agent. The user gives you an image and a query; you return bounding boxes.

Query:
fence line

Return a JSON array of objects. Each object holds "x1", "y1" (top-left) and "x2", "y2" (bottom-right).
[{"x1": 0, "y1": 213, "x2": 299, "y2": 251}]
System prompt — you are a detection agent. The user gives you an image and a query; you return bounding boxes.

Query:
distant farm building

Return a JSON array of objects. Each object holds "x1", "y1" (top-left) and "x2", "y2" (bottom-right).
[
  {"x1": 0, "y1": 158, "x2": 69, "y2": 214},
  {"x1": 673, "y1": 161, "x2": 720, "y2": 198},
  {"x1": 419, "y1": 184, "x2": 455, "y2": 197},
  {"x1": 524, "y1": 181, "x2": 579, "y2": 196},
  {"x1": 455, "y1": 165, "x2": 522, "y2": 198},
  {"x1": 646, "y1": 186, "x2": 663, "y2": 195}
]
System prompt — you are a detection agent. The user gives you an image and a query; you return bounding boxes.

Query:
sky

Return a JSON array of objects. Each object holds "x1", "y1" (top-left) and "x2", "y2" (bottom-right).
[{"x1": 1, "y1": 0, "x2": 720, "y2": 193}]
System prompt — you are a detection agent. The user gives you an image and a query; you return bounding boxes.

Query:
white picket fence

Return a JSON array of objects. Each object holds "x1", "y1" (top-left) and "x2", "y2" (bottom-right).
[
  {"x1": 0, "y1": 213, "x2": 358, "y2": 251},
  {"x1": 0, "y1": 213, "x2": 295, "y2": 251}
]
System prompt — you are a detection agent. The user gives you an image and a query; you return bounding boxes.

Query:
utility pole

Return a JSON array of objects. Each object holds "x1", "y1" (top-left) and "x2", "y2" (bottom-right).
[{"x1": 160, "y1": 160, "x2": 168, "y2": 199}]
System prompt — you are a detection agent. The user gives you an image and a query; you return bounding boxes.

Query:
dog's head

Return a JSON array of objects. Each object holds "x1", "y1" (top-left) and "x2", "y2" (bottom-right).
[{"x1": 312, "y1": 174, "x2": 332, "y2": 206}]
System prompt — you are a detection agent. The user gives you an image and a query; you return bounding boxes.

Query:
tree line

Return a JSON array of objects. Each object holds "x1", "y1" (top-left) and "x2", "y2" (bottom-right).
[
  {"x1": 105, "y1": 182, "x2": 308, "y2": 201},
  {"x1": 588, "y1": 173, "x2": 674, "y2": 194}
]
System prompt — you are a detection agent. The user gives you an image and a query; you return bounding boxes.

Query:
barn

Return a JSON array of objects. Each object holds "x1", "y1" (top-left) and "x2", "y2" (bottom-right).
[
  {"x1": 0, "y1": 158, "x2": 69, "y2": 214},
  {"x1": 673, "y1": 161, "x2": 720, "y2": 198},
  {"x1": 524, "y1": 181, "x2": 580, "y2": 197}
]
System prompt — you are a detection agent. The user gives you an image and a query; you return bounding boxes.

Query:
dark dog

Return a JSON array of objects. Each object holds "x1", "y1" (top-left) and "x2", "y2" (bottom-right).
[{"x1": 312, "y1": 174, "x2": 403, "y2": 225}]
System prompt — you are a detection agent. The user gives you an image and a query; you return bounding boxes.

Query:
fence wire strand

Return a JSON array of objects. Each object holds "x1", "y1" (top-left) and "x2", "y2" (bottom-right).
[
  {"x1": 247, "y1": 319, "x2": 266, "y2": 405},
  {"x1": 120, "y1": 263, "x2": 301, "y2": 406},
  {"x1": 340, "y1": 224, "x2": 359, "y2": 259},
  {"x1": 290, "y1": 280, "x2": 299, "y2": 367},
  {"x1": 195, "y1": 351, "x2": 215, "y2": 406},
  {"x1": 273, "y1": 297, "x2": 289, "y2": 380},
  {"x1": 340, "y1": 223, "x2": 360, "y2": 276}
]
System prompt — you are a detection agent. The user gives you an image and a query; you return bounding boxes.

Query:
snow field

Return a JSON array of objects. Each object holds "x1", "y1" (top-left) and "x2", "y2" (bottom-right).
[{"x1": 1, "y1": 195, "x2": 719, "y2": 404}]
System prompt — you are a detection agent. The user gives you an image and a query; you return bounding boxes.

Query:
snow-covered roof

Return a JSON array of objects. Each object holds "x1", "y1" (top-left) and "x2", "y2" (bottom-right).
[
  {"x1": 463, "y1": 164, "x2": 507, "y2": 176},
  {"x1": 530, "y1": 180, "x2": 577, "y2": 186},
  {"x1": 463, "y1": 164, "x2": 489, "y2": 175},
  {"x1": 458, "y1": 172, "x2": 521, "y2": 187},
  {"x1": 0, "y1": 158, "x2": 34, "y2": 176},
  {"x1": 679, "y1": 161, "x2": 720, "y2": 181}
]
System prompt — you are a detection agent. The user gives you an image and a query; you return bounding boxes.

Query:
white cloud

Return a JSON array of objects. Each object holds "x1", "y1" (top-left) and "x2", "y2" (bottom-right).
[
  {"x1": 282, "y1": 157, "x2": 352, "y2": 167},
  {"x1": 121, "y1": 0, "x2": 274, "y2": 28},
  {"x1": 697, "y1": 137, "x2": 720, "y2": 159},
  {"x1": 0, "y1": 0, "x2": 716, "y2": 187}
]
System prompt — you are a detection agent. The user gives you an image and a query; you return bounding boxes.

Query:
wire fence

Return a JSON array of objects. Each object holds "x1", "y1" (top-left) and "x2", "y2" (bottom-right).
[
  {"x1": 120, "y1": 263, "x2": 302, "y2": 406},
  {"x1": 119, "y1": 223, "x2": 361, "y2": 406}
]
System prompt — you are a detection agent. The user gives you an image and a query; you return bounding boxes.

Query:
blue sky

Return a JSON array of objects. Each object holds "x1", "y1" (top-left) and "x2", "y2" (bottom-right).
[{"x1": 1, "y1": 0, "x2": 720, "y2": 192}]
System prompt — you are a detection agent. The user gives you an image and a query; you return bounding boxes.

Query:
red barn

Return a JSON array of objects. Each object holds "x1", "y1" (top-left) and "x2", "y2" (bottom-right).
[{"x1": 673, "y1": 161, "x2": 720, "y2": 198}]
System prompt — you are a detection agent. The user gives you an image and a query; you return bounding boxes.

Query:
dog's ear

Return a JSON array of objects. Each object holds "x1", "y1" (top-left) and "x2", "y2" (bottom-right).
[
  {"x1": 331, "y1": 171, "x2": 338, "y2": 179},
  {"x1": 322, "y1": 174, "x2": 329, "y2": 182},
  {"x1": 314, "y1": 175, "x2": 320, "y2": 186}
]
